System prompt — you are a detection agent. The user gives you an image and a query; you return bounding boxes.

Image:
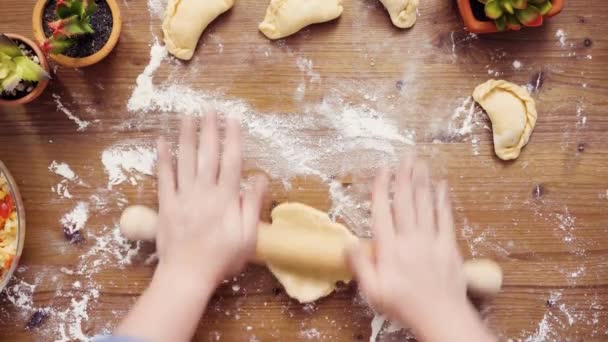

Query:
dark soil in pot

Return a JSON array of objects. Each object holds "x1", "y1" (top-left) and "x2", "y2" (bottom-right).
[
  {"x1": 470, "y1": 0, "x2": 492, "y2": 22},
  {"x1": 43, "y1": 0, "x2": 113, "y2": 58},
  {"x1": 1, "y1": 39, "x2": 41, "y2": 101}
]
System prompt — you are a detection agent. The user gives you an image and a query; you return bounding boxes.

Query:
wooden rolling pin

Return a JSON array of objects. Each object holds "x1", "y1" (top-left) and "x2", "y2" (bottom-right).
[{"x1": 120, "y1": 205, "x2": 503, "y2": 297}]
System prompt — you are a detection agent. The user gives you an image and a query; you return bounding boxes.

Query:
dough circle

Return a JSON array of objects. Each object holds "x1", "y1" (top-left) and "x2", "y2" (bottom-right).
[
  {"x1": 473, "y1": 79, "x2": 538, "y2": 160},
  {"x1": 268, "y1": 203, "x2": 356, "y2": 303},
  {"x1": 259, "y1": 0, "x2": 344, "y2": 40},
  {"x1": 119, "y1": 205, "x2": 158, "y2": 241}
]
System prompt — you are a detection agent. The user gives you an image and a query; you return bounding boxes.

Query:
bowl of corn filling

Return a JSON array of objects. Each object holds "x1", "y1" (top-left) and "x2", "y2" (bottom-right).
[{"x1": 0, "y1": 161, "x2": 25, "y2": 291}]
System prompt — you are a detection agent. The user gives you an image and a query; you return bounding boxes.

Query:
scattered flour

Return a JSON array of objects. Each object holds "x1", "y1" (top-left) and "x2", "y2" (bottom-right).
[
  {"x1": 101, "y1": 143, "x2": 157, "y2": 189},
  {"x1": 60, "y1": 202, "x2": 89, "y2": 235},
  {"x1": 369, "y1": 314, "x2": 407, "y2": 342},
  {"x1": 52, "y1": 94, "x2": 91, "y2": 131},
  {"x1": 146, "y1": 0, "x2": 166, "y2": 19},
  {"x1": 512, "y1": 60, "x2": 522, "y2": 70},
  {"x1": 49, "y1": 161, "x2": 83, "y2": 199},
  {"x1": 300, "y1": 327, "x2": 321, "y2": 340},
  {"x1": 125, "y1": 42, "x2": 415, "y2": 234},
  {"x1": 296, "y1": 57, "x2": 321, "y2": 83},
  {"x1": 555, "y1": 29, "x2": 567, "y2": 48},
  {"x1": 49, "y1": 161, "x2": 76, "y2": 180}
]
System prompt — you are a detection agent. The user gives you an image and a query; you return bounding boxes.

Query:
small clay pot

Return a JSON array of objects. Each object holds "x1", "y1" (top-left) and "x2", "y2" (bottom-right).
[
  {"x1": 457, "y1": 0, "x2": 565, "y2": 34},
  {"x1": 32, "y1": 0, "x2": 122, "y2": 68},
  {"x1": 0, "y1": 34, "x2": 50, "y2": 106}
]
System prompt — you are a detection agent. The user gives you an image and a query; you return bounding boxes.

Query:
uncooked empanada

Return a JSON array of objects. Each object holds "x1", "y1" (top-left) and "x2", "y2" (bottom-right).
[
  {"x1": 379, "y1": 0, "x2": 419, "y2": 28},
  {"x1": 259, "y1": 0, "x2": 343, "y2": 40},
  {"x1": 473, "y1": 80, "x2": 538, "y2": 160},
  {"x1": 162, "y1": 0, "x2": 235, "y2": 60}
]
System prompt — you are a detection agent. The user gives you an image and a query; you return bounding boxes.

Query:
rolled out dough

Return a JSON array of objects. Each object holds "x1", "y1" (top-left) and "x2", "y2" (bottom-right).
[{"x1": 268, "y1": 203, "x2": 357, "y2": 303}]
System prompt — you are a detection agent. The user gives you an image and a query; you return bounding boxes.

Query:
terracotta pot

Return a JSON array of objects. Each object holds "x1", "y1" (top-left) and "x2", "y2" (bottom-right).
[
  {"x1": 457, "y1": 0, "x2": 565, "y2": 34},
  {"x1": 0, "y1": 34, "x2": 50, "y2": 106},
  {"x1": 32, "y1": 0, "x2": 122, "y2": 68}
]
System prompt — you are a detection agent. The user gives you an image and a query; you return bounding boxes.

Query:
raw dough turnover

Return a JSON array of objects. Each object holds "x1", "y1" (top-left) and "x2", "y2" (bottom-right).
[
  {"x1": 380, "y1": 0, "x2": 419, "y2": 29},
  {"x1": 162, "y1": 0, "x2": 235, "y2": 60},
  {"x1": 473, "y1": 80, "x2": 538, "y2": 160},
  {"x1": 259, "y1": 0, "x2": 343, "y2": 40},
  {"x1": 267, "y1": 203, "x2": 357, "y2": 303}
]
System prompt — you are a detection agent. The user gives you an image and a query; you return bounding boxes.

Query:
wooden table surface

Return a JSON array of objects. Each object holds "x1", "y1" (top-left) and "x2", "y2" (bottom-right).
[{"x1": 1, "y1": 0, "x2": 607, "y2": 340}]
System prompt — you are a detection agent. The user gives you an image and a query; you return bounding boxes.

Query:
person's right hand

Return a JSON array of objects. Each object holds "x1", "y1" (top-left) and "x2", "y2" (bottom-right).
[
  {"x1": 154, "y1": 113, "x2": 268, "y2": 288},
  {"x1": 347, "y1": 155, "x2": 496, "y2": 342}
]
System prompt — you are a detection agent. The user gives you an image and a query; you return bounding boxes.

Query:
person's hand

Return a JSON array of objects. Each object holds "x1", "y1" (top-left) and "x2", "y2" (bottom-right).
[
  {"x1": 154, "y1": 113, "x2": 268, "y2": 287},
  {"x1": 347, "y1": 155, "x2": 495, "y2": 342}
]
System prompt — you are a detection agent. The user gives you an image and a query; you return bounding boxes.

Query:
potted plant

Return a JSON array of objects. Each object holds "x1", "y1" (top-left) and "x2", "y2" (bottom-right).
[
  {"x1": 32, "y1": 0, "x2": 122, "y2": 68},
  {"x1": 457, "y1": 0, "x2": 565, "y2": 34},
  {"x1": 0, "y1": 34, "x2": 50, "y2": 105}
]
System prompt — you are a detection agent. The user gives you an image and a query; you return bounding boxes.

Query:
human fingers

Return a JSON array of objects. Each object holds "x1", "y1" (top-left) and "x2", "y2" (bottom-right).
[
  {"x1": 346, "y1": 243, "x2": 382, "y2": 310},
  {"x1": 412, "y1": 160, "x2": 436, "y2": 237},
  {"x1": 435, "y1": 180, "x2": 457, "y2": 246},
  {"x1": 393, "y1": 153, "x2": 416, "y2": 235},
  {"x1": 157, "y1": 137, "x2": 176, "y2": 210},
  {"x1": 240, "y1": 176, "x2": 268, "y2": 257},
  {"x1": 197, "y1": 112, "x2": 220, "y2": 184},
  {"x1": 177, "y1": 117, "x2": 197, "y2": 189},
  {"x1": 218, "y1": 118, "x2": 243, "y2": 193},
  {"x1": 371, "y1": 168, "x2": 396, "y2": 249}
]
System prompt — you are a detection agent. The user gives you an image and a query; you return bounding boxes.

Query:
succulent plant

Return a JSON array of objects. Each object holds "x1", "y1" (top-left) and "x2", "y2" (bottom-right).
[
  {"x1": 478, "y1": 0, "x2": 553, "y2": 31},
  {"x1": 0, "y1": 34, "x2": 49, "y2": 94},
  {"x1": 41, "y1": 0, "x2": 98, "y2": 54}
]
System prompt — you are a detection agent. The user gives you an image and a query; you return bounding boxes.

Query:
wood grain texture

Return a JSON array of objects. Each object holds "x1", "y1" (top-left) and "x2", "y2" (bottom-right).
[{"x1": 1, "y1": 0, "x2": 607, "y2": 340}]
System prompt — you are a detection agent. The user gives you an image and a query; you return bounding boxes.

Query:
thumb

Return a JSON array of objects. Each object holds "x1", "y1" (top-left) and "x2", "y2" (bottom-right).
[{"x1": 346, "y1": 242, "x2": 381, "y2": 308}]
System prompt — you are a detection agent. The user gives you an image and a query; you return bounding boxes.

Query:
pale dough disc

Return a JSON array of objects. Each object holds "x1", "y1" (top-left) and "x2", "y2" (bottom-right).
[
  {"x1": 162, "y1": 0, "x2": 235, "y2": 60},
  {"x1": 473, "y1": 79, "x2": 538, "y2": 160},
  {"x1": 268, "y1": 203, "x2": 356, "y2": 303},
  {"x1": 259, "y1": 0, "x2": 343, "y2": 40}
]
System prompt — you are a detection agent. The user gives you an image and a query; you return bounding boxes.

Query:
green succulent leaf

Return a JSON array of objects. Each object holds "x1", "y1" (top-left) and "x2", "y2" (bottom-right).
[
  {"x1": 506, "y1": 13, "x2": 522, "y2": 28},
  {"x1": 82, "y1": 17, "x2": 95, "y2": 34},
  {"x1": 535, "y1": 1, "x2": 553, "y2": 15},
  {"x1": 0, "y1": 34, "x2": 23, "y2": 58},
  {"x1": 0, "y1": 58, "x2": 16, "y2": 79},
  {"x1": 501, "y1": 0, "x2": 514, "y2": 15},
  {"x1": 511, "y1": 0, "x2": 528, "y2": 9},
  {"x1": 57, "y1": 5, "x2": 73, "y2": 19},
  {"x1": 515, "y1": 5, "x2": 541, "y2": 24},
  {"x1": 83, "y1": 0, "x2": 98, "y2": 16},
  {"x1": 528, "y1": 0, "x2": 547, "y2": 4},
  {"x1": 495, "y1": 15, "x2": 508, "y2": 31},
  {"x1": 14, "y1": 56, "x2": 49, "y2": 82},
  {"x1": 1, "y1": 70, "x2": 22, "y2": 92},
  {"x1": 485, "y1": 0, "x2": 504, "y2": 19},
  {"x1": 45, "y1": 0, "x2": 99, "y2": 55}
]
